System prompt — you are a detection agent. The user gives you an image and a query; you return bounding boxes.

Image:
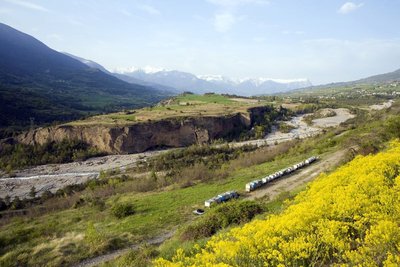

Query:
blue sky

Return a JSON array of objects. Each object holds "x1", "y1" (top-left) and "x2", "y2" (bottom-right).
[{"x1": 1, "y1": 0, "x2": 400, "y2": 84}]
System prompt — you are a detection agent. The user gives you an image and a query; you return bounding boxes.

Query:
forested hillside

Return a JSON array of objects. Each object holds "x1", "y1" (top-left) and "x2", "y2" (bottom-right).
[{"x1": 0, "y1": 23, "x2": 170, "y2": 132}]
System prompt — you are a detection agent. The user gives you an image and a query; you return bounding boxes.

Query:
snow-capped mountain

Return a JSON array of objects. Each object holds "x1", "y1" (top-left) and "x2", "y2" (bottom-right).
[
  {"x1": 117, "y1": 67, "x2": 312, "y2": 96},
  {"x1": 115, "y1": 66, "x2": 168, "y2": 74},
  {"x1": 235, "y1": 78, "x2": 312, "y2": 95},
  {"x1": 63, "y1": 56, "x2": 178, "y2": 93}
]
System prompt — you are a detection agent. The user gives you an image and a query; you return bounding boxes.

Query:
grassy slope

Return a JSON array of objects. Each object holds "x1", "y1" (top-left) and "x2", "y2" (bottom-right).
[
  {"x1": 155, "y1": 140, "x2": 400, "y2": 266},
  {"x1": 0, "y1": 141, "x2": 326, "y2": 266},
  {"x1": 1, "y1": 98, "x2": 398, "y2": 266}
]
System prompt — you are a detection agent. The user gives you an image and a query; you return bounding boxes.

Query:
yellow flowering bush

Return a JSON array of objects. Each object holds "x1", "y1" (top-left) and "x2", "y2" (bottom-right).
[{"x1": 155, "y1": 141, "x2": 400, "y2": 266}]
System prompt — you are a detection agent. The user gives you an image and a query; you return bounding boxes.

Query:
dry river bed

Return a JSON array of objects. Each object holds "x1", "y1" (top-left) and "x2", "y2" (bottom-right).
[{"x1": 0, "y1": 108, "x2": 356, "y2": 199}]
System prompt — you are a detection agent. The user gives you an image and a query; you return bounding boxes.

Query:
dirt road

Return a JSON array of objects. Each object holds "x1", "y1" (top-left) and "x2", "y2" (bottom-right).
[
  {"x1": 73, "y1": 230, "x2": 175, "y2": 267},
  {"x1": 247, "y1": 149, "x2": 347, "y2": 200}
]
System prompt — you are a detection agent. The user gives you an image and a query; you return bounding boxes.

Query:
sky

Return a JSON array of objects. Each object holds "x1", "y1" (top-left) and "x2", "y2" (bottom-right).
[{"x1": 1, "y1": 0, "x2": 400, "y2": 84}]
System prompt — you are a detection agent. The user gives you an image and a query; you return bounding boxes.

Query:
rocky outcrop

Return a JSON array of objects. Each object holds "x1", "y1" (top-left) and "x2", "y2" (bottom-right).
[
  {"x1": 17, "y1": 109, "x2": 264, "y2": 154},
  {"x1": 16, "y1": 107, "x2": 273, "y2": 154}
]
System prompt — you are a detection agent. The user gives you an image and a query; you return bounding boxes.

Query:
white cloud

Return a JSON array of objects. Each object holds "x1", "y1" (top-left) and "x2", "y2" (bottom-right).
[
  {"x1": 4, "y1": 0, "x2": 49, "y2": 12},
  {"x1": 295, "y1": 30, "x2": 305, "y2": 35},
  {"x1": 282, "y1": 30, "x2": 305, "y2": 35},
  {"x1": 138, "y1": 4, "x2": 160, "y2": 15},
  {"x1": 207, "y1": 0, "x2": 266, "y2": 33},
  {"x1": 207, "y1": 0, "x2": 269, "y2": 7},
  {"x1": 214, "y1": 12, "x2": 236, "y2": 32},
  {"x1": 119, "y1": 9, "x2": 132, "y2": 17},
  {"x1": 338, "y1": 2, "x2": 364, "y2": 14}
]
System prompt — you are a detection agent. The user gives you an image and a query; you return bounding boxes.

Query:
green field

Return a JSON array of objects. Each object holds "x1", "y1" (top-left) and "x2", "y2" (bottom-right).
[{"x1": 68, "y1": 93, "x2": 270, "y2": 126}]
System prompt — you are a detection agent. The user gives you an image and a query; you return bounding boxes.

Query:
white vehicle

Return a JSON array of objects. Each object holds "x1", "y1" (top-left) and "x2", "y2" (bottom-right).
[{"x1": 244, "y1": 156, "x2": 318, "y2": 192}]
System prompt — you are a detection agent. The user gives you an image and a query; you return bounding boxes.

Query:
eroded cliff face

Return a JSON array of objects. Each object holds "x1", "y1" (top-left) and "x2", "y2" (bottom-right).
[{"x1": 17, "y1": 110, "x2": 259, "y2": 154}]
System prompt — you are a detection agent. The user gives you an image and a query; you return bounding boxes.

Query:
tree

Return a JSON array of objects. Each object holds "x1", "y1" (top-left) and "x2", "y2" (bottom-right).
[
  {"x1": 0, "y1": 197, "x2": 7, "y2": 211},
  {"x1": 29, "y1": 186, "x2": 36, "y2": 198},
  {"x1": 11, "y1": 196, "x2": 24, "y2": 210},
  {"x1": 385, "y1": 116, "x2": 400, "y2": 139},
  {"x1": 41, "y1": 190, "x2": 53, "y2": 201},
  {"x1": 254, "y1": 125, "x2": 266, "y2": 139},
  {"x1": 4, "y1": 195, "x2": 10, "y2": 206}
]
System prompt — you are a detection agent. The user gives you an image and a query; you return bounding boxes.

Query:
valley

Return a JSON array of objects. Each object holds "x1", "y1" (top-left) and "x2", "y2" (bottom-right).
[
  {"x1": 0, "y1": 12, "x2": 400, "y2": 267},
  {"x1": 1, "y1": 77, "x2": 399, "y2": 266},
  {"x1": 0, "y1": 102, "x2": 356, "y2": 200}
]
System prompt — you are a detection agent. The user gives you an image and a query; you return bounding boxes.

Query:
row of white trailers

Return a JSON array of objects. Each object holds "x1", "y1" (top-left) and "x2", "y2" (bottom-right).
[
  {"x1": 204, "y1": 156, "x2": 317, "y2": 207},
  {"x1": 245, "y1": 156, "x2": 318, "y2": 192},
  {"x1": 204, "y1": 191, "x2": 239, "y2": 207}
]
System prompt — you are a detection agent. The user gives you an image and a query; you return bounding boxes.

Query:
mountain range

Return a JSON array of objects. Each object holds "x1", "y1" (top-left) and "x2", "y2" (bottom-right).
[
  {"x1": 113, "y1": 67, "x2": 312, "y2": 96},
  {"x1": 0, "y1": 23, "x2": 171, "y2": 130},
  {"x1": 67, "y1": 55, "x2": 312, "y2": 96}
]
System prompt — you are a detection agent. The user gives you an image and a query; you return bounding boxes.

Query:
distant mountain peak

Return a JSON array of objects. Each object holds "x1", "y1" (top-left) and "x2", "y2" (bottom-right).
[
  {"x1": 237, "y1": 77, "x2": 310, "y2": 84},
  {"x1": 197, "y1": 74, "x2": 233, "y2": 83},
  {"x1": 115, "y1": 66, "x2": 168, "y2": 74},
  {"x1": 115, "y1": 66, "x2": 312, "y2": 96}
]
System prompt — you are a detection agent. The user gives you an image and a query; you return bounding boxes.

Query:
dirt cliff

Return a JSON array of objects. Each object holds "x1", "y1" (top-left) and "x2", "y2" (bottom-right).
[{"x1": 17, "y1": 108, "x2": 268, "y2": 154}]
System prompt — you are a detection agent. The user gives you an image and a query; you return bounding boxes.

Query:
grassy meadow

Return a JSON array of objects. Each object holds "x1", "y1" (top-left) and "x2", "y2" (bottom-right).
[{"x1": 68, "y1": 94, "x2": 269, "y2": 126}]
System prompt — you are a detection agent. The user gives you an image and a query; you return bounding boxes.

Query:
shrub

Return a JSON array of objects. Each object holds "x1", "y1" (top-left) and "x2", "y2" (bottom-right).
[
  {"x1": 0, "y1": 198, "x2": 7, "y2": 211},
  {"x1": 278, "y1": 122, "x2": 296, "y2": 133},
  {"x1": 0, "y1": 139, "x2": 106, "y2": 170},
  {"x1": 385, "y1": 116, "x2": 400, "y2": 139},
  {"x1": 104, "y1": 245, "x2": 159, "y2": 267},
  {"x1": 10, "y1": 197, "x2": 24, "y2": 210},
  {"x1": 180, "y1": 200, "x2": 264, "y2": 241},
  {"x1": 111, "y1": 203, "x2": 135, "y2": 218}
]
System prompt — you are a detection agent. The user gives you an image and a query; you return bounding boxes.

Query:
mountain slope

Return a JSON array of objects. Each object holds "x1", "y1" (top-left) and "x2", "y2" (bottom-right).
[
  {"x1": 0, "y1": 23, "x2": 170, "y2": 129},
  {"x1": 289, "y1": 68, "x2": 400, "y2": 94},
  {"x1": 355, "y1": 68, "x2": 400, "y2": 84},
  {"x1": 62, "y1": 52, "x2": 110, "y2": 74}
]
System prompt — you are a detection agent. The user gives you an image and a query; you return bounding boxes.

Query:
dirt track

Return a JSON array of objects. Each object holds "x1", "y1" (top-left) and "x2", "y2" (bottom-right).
[
  {"x1": 73, "y1": 230, "x2": 175, "y2": 267},
  {"x1": 247, "y1": 149, "x2": 347, "y2": 200}
]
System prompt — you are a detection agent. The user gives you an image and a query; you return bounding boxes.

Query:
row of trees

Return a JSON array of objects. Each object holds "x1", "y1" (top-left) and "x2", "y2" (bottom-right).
[{"x1": 0, "y1": 139, "x2": 106, "y2": 173}]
